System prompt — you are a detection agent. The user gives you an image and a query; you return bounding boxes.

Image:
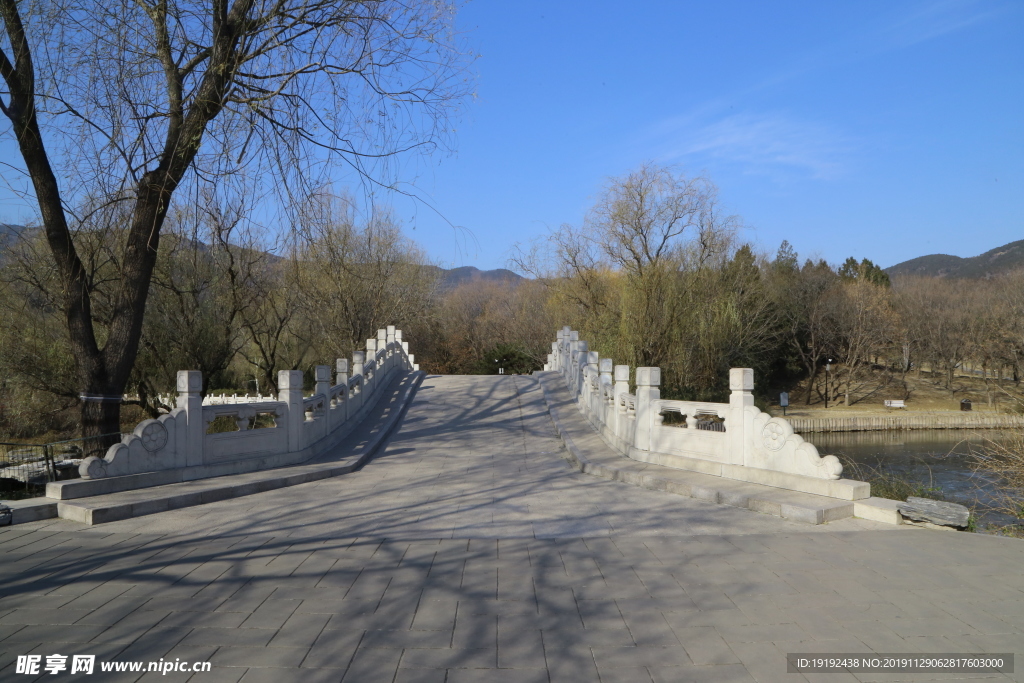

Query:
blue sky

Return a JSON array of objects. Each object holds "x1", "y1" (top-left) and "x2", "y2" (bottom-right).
[
  {"x1": 1, "y1": 1, "x2": 1020, "y2": 272},
  {"x1": 388, "y1": 0, "x2": 1023, "y2": 270}
]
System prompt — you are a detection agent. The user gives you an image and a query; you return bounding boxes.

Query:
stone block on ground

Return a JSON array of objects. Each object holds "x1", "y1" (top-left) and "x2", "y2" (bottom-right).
[{"x1": 898, "y1": 497, "x2": 970, "y2": 529}]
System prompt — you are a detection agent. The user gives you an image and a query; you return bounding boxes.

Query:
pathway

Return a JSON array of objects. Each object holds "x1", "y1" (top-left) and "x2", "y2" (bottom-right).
[{"x1": 1, "y1": 375, "x2": 1022, "y2": 682}]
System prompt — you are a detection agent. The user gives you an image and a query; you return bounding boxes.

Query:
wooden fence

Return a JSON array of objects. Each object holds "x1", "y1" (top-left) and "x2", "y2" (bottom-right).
[{"x1": 788, "y1": 413, "x2": 1024, "y2": 433}]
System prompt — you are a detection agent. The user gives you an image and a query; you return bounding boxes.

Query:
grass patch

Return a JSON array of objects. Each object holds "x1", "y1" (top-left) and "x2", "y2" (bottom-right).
[{"x1": 837, "y1": 455, "x2": 944, "y2": 501}]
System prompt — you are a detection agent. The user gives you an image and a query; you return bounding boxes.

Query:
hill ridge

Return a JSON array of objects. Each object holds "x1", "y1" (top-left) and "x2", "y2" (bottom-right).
[{"x1": 886, "y1": 239, "x2": 1024, "y2": 279}]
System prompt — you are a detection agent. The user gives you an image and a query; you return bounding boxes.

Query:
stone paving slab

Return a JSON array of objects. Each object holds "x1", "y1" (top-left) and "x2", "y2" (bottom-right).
[{"x1": 0, "y1": 375, "x2": 1021, "y2": 682}]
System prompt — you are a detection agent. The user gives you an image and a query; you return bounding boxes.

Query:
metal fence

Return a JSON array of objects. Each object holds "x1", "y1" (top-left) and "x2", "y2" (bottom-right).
[{"x1": 0, "y1": 433, "x2": 125, "y2": 499}]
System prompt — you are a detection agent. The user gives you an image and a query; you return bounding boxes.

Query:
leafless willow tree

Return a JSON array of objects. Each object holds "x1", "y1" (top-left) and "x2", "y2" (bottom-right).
[
  {"x1": 134, "y1": 187, "x2": 270, "y2": 412},
  {"x1": 514, "y1": 164, "x2": 737, "y2": 371},
  {"x1": 291, "y1": 191, "x2": 438, "y2": 362},
  {"x1": 0, "y1": 0, "x2": 471, "y2": 445}
]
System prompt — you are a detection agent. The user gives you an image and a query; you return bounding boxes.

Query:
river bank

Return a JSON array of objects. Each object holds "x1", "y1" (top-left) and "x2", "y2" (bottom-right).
[{"x1": 788, "y1": 412, "x2": 1024, "y2": 433}]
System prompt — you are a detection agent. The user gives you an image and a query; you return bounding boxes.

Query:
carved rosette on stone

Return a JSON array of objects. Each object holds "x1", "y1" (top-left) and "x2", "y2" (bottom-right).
[
  {"x1": 748, "y1": 409, "x2": 842, "y2": 480},
  {"x1": 761, "y1": 422, "x2": 786, "y2": 451},
  {"x1": 80, "y1": 411, "x2": 183, "y2": 479},
  {"x1": 139, "y1": 421, "x2": 169, "y2": 452}
]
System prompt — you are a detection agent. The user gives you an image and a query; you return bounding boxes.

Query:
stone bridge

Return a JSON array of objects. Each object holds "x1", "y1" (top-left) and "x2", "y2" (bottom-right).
[{"x1": 2, "y1": 367, "x2": 1023, "y2": 680}]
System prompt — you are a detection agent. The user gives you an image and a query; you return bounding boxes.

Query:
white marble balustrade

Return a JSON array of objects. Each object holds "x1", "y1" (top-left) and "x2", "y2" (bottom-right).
[
  {"x1": 80, "y1": 326, "x2": 419, "y2": 480},
  {"x1": 543, "y1": 327, "x2": 868, "y2": 500}
]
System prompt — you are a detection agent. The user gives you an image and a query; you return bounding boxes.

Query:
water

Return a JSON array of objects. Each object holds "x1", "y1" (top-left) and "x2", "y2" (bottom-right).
[{"x1": 803, "y1": 429, "x2": 1020, "y2": 528}]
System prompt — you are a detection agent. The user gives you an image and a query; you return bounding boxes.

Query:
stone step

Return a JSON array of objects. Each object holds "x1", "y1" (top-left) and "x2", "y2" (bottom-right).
[
  {"x1": 5, "y1": 372, "x2": 422, "y2": 526},
  {"x1": 56, "y1": 458, "x2": 363, "y2": 524},
  {"x1": 1, "y1": 497, "x2": 58, "y2": 525},
  {"x1": 536, "y1": 372, "x2": 867, "y2": 525}
]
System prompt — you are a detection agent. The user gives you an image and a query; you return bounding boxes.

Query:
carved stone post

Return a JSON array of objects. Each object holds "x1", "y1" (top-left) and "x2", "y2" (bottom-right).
[
  {"x1": 332, "y1": 359, "x2": 348, "y2": 422},
  {"x1": 613, "y1": 365, "x2": 630, "y2": 410},
  {"x1": 365, "y1": 339, "x2": 377, "y2": 391},
  {"x1": 634, "y1": 367, "x2": 661, "y2": 452},
  {"x1": 396, "y1": 329, "x2": 408, "y2": 366},
  {"x1": 568, "y1": 339, "x2": 578, "y2": 383},
  {"x1": 177, "y1": 370, "x2": 204, "y2": 467},
  {"x1": 377, "y1": 328, "x2": 387, "y2": 364},
  {"x1": 586, "y1": 351, "x2": 600, "y2": 418},
  {"x1": 599, "y1": 358, "x2": 614, "y2": 420},
  {"x1": 729, "y1": 368, "x2": 754, "y2": 466},
  {"x1": 575, "y1": 340, "x2": 588, "y2": 398},
  {"x1": 279, "y1": 370, "x2": 305, "y2": 453},
  {"x1": 314, "y1": 365, "x2": 331, "y2": 398},
  {"x1": 568, "y1": 330, "x2": 579, "y2": 375},
  {"x1": 352, "y1": 351, "x2": 365, "y2": 386},
  {"x1": 313, "y1": 365, "x2": 331, "y2": 436}
]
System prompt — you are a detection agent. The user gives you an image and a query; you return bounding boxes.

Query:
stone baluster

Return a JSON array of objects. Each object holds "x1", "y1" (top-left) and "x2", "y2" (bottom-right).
[
  {"x1": 365, "y1": 339, "x2": 377, "y2": 391},
  {"x1": 568, "y1": 331, "x2": 579, "y2": 376},
  {"x1": 177, "y1": 370, "x2": 204, "y2": 467},
  {"x1": 599, "y1": 358, "x2": 614, "y2": 406},
  {"x1": 586, "y1": 351, "x2": 600, "y2": 416},
  {"x1": 352, "y1": 351, "x2": 365, "y2": 391},
  {"x1": 575, "y1": 340, "x2": 588, "y2": 397},
  {"x1": 336, "y1": 358, "x2": 349, "y2": 387},
  {"x1": 613, "y1": 365, "x2": 630, "y2": 416},
  {"x1": 313, "y1": 365, "x2": 330, "y2": 435},
  {"x1": 278, "y1": 370, "x2": 305, "y2": 453},
  {"x1": 396, "y1": 329, "x2": 408, "y2": 366},
  {"x1": 633, "y1": 367, "x2": 661, "y2": 452},
  {"x1": 314, "y1": 365, "x2": 331, "y2": 399},
  {"x1": 729, "y1": 368, "x2": 754, "y2": 467}
]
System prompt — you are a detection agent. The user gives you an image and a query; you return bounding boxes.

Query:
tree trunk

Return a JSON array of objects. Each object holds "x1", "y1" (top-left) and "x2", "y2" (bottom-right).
[
  {"x1": 804, "y1": 364, "x2": 819, "y2": 405},
  {"x1": 80, "y1": 399, "x2": 123, "y2": 459}
]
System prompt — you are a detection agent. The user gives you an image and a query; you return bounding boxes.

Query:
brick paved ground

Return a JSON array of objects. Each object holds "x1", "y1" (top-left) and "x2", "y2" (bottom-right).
[{"x1": 1, "y1": 375, "x2": 1022, "y2": 682}]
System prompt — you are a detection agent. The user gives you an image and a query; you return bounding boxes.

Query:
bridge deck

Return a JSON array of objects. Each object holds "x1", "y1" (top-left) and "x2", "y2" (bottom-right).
[{"x1": 2, "y1": 375, "x2": 1022, "y2": 681}]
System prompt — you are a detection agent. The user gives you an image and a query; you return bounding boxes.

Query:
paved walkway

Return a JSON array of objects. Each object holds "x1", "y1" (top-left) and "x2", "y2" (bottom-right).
[{"x1": 2, "y1": 375, "x2": 1023, "y2": 682}]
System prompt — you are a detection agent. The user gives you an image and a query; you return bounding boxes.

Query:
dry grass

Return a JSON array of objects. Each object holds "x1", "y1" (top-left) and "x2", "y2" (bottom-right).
[
  {"x1": 836, "y1": 455, "x2": 944, "y2": 502},
  {"x1": 969, "y1": 430, "x2": 1024, "y2": 521},
  {"x1": 777, "y1": 366, "x2": 1024, "y2": 418}
]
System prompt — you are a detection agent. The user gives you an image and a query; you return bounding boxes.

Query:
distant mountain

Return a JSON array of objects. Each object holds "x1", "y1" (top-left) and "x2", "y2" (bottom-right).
[
  {"x1": 886, "y1": 239, "x2": 1024, "y2": 279},
  {"x1": 0, "y1": 227, "x2": 527, "y2": 292},
  {"x1": 0, "y1": 223, "x2": 28, "y2": 244},
  {"x1": 430, "y1": 265, "x2": 525, "y2": 290},
  {"x1": 0, "y1": 224, "x2": 29, "y2": 262}
]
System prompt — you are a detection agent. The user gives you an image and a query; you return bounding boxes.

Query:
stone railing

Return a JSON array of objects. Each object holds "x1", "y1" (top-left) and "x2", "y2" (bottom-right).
[
  {"x1": 79, "y1": 326, "x2": 419, "y2": 483},
  {"x1": 544, "y1": 327, "x2": 868, "y2": 500}
]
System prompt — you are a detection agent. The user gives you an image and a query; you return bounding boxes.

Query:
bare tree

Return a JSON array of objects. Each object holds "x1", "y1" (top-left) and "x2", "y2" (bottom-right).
[
  {"x1": 776, "y1": 259, "x2": 841, "y2": 404},
  {"x1": 588, "y1": 163, "x2": 734, "y2": 368},
  {"x1": 292, "y1": 191, "x2": 439, "y2": 361},
  {"x1": 895, "y1": 277, "x2": 975, "y2": 393},
  {"x1": 829, "y1": 278, "x2": 895, "y2": 405},
  {"x1": 0, "y1": 0, "x2": 470, "y2": 447},
  {"x1": 133, "y1": 188, "x2": 269, "y2": 411}
]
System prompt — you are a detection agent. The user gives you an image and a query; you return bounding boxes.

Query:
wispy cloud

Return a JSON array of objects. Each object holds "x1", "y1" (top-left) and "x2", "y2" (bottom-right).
[
  {"x1": 628, "y1": 0, "x2": 1011, "y2": 185},
  {"x1": 877, "y1": 0, "x2": 1010, "y2": 49},
  {"x1": 649, "y1": 112, "x2": 853, "y2": 183}
]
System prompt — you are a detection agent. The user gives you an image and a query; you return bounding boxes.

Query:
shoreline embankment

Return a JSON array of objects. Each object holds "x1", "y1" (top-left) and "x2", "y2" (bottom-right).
[{"x1": 788, "y1": 413, "x2": 1024, "y2": 433}]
